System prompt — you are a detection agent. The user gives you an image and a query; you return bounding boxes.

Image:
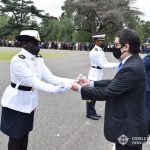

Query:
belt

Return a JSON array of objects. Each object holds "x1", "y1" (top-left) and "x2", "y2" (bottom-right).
[
  {"x1": 91, "y1": 66, "x2": 102, "y2": 69},
  {"x1": 11, "y1": 82, "x2": 32, "y2": 91}
]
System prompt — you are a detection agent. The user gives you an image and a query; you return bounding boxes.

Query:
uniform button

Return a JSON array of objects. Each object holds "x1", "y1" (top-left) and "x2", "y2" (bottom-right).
[{"x1": 31, "y1": 58, "x2": 35, "y2": 61}]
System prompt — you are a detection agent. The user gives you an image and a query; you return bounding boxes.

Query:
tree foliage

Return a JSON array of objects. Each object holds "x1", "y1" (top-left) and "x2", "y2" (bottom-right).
[
  {"x1": 0, "y1": 0, "x2": 150, "y2": 44},
  {"x1": 0, "y1": 15, "x2": 9, "y2": 28},
  {"x1": 62, "y1": 0, "x2": 142, "y2": 35},
  {"x1": 40, "y1": 14, "x2": 74, "y2": 41},
  {"x1": 0, "y1": 0, "x2": 45, "y2": 36}
]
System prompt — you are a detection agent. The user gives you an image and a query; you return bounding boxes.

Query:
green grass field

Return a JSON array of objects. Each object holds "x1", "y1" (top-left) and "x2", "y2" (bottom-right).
[
  {"x1": 0, "y1": 50, "x2": 71, "y2": 62},
  {"x1": 0, "y1": 51, "x2": 17, "y2": 61}
]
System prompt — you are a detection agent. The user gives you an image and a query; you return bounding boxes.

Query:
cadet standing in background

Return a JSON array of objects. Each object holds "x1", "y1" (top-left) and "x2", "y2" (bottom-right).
[{"x1": 86, "y1": 34, "x2": 118, "y2": 120}]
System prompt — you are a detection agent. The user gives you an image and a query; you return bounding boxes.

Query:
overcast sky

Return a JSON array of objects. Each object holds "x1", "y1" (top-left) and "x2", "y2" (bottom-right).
[{"x1": 33, "y1": 0, "x2": 150, "y2": 21}]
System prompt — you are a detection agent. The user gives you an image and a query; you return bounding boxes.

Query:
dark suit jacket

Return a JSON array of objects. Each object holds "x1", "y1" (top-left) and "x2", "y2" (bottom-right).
[{"x1": 81, "y1": 54, "x2": 148, "y2": 146}]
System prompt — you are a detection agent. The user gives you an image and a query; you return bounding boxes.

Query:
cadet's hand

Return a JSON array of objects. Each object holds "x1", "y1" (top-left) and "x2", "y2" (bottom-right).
[
  {"x1": 71, "y1": 82, "x2": 81, "y2": 91},
  {"x1": 52, "y1": 86, "x2": 66, "y2": 94},
  {"x1": 60, "y1": 81, "x2": 74, "y2": 90}
]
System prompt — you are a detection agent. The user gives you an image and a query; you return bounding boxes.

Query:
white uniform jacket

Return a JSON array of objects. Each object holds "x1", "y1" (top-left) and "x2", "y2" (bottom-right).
[
  {"x1": 88, "y1": 45, "x2": 118, "y2": 81},
  {"x1": 1, "y1": 49, "x2": 73, "y2": 113}
]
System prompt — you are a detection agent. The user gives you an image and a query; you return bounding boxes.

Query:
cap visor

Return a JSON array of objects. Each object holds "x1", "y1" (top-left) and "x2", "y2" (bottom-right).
[{"x1": 15, "y1": 35, "x2": 39, "y2": 42}]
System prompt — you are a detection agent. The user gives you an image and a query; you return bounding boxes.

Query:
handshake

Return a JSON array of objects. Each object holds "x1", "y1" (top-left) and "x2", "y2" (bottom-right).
[
  {"x1": 53, "y1": 74, "x2": 90, "y2": 94},
  {"x1": 52, "y1": 74, "x2": 90, "y2": 94},
  {"x1": 71, "y1": 74, "x2": 91, "y2": 92}
]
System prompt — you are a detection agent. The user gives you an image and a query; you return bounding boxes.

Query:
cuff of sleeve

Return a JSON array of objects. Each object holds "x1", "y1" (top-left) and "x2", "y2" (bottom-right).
[
  {"x1": 89, "y1": 81, "x2": 94, "y2": 87},
  {"x1": 78, "y1": 85, "x2": 82, "y2": 93}
]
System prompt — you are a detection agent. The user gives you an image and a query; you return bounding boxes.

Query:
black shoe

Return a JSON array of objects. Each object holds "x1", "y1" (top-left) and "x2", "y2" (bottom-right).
[
  {"x1": 86, "y1": 115, "x2": 99, "y2": 120},
  {"x1": 95, "y1": 114, "x2": 101, "y2": 118}
]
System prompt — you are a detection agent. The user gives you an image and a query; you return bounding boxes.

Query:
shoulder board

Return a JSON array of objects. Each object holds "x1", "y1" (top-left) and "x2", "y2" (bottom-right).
[
  {"x1": 95, "y1": 48, "x2": 98, "y2": 51},
  {"x1": 36, "y1": 54, "x2": 42, "y2": 58},
  {"x1": 18, "y1": 54, "x2": 26, "y2": 59}
]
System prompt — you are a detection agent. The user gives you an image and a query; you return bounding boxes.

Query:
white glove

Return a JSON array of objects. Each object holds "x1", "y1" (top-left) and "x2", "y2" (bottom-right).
[
  {"x1": 59, "y1": 81, "x2": 74, "y2": 90},
  {"x1": 52, "y1": 85, "x2": 66, "y2": 94}
]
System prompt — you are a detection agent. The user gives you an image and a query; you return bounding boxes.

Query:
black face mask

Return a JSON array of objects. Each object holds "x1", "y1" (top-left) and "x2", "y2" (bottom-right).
[
  {"x1": 112, "y1": 46, "x2": 125, "y2": 59},
  {"x1": 100, "y1": 44, "x2": 105, "y2": 49},
  {"x1": 25, "y1": 42, "x2": 40, "y2": 55}
]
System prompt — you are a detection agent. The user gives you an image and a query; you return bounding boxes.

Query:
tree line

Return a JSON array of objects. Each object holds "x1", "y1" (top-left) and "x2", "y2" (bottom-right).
[{"x1": 0, "y1": 0, "x2": 150, "y2": 44}]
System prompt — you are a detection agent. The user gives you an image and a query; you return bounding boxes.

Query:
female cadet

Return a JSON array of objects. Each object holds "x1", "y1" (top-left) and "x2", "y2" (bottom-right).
[{"x1": 0, "y1": 30, "x2": 73, "y2": 150}]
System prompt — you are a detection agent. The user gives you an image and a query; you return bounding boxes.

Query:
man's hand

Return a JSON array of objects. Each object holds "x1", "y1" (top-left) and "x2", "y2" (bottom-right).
[
  {"x1": 78, "y1": 78, "x2": 90, "y2": 86},
  {"x1": 75, "y1": 73, "x2": 90, "y2": 86}
]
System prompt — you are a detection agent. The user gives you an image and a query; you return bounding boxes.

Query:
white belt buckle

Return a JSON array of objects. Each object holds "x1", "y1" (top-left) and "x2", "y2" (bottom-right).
[
  {"x1": 31, "y1": 87, "x2": 35, "y2": 92},
  {"x1": 15, "y1": 82, "x2": 21, "y2": 89}
]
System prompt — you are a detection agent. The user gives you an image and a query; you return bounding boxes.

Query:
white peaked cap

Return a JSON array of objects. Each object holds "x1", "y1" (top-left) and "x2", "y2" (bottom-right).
[
  {"x1": 16, "y1": 30, "x2": 41, "y2": 42},
  {"x1": 144, "y1": 42, "x2": 150, "y2": 45},
  {"x1": 20, "y1": 30, "x2": 41, "y2": 41}
]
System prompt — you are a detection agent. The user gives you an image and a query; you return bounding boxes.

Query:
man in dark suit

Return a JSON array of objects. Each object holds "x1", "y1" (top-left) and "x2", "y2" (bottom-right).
[{"x1": 72, "y1": 28, "x2": 149, "y2": 150}]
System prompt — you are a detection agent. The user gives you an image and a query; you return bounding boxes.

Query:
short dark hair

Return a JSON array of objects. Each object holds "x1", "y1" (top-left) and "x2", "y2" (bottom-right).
[{"x1": 116, "y1": 28, "x2": 141, "y2": 54}]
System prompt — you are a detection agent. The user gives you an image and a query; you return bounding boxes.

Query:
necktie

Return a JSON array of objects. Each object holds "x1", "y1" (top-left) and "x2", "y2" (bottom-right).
[{"x1": 117, "y1": 62, "x2": 122, "y2": 71}]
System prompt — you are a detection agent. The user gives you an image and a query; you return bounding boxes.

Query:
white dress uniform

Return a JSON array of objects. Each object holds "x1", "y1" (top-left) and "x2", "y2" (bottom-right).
[
  {"x1": 88, "y1": 45, "x2": 118, "y2": 81},
  {"x1": 1, "y1": 49, "x2": 73, "y2": 114}
]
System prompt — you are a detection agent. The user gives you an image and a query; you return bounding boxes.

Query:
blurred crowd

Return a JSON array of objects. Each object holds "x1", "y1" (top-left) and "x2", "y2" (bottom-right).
[{"x1": 0, "y1": 39, "x2": 126, "y2": 52}]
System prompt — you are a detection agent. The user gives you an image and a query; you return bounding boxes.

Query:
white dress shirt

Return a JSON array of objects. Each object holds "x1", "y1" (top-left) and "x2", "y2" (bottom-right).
[
  {"x1": 88, "y1": 45, "x2": 118, "y2": 81},
  {"x1": 1, "y1": 49, "x2": 73, "y2": 113}
]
